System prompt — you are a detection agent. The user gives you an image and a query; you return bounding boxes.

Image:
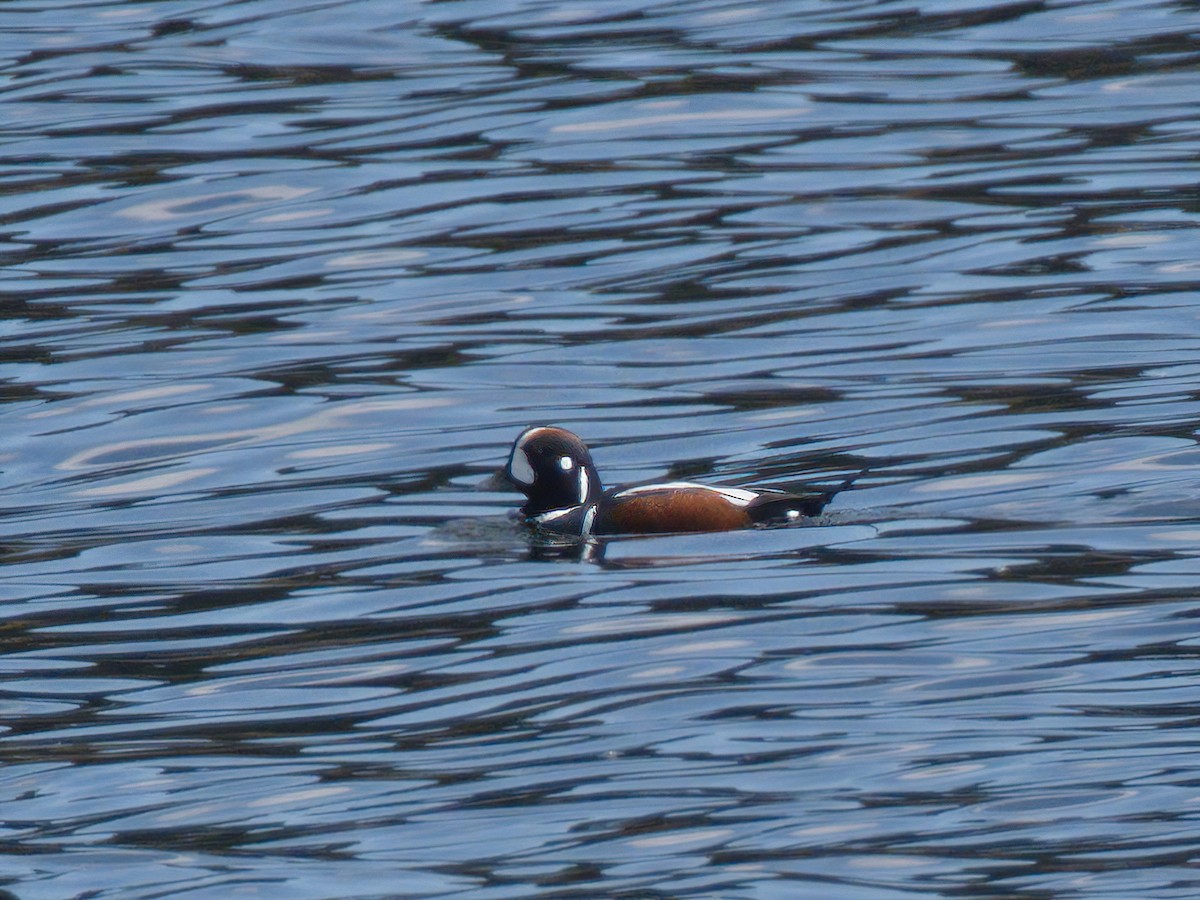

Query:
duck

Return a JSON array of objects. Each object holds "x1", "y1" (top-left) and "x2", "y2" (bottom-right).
[{"x1": 499, "y1": 425, "x2": 836, "y2": 535}]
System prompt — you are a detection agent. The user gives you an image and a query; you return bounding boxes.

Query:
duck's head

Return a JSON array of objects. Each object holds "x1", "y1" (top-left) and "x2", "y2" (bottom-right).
[{"x1": 504, "y1": 426, "x2": 602, "y2": 516}]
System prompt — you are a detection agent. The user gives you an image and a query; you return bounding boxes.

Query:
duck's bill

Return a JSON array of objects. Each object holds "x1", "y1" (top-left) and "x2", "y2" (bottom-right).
[{"x1": 476, "y1": 469, "x2": 513, "y2": 492}]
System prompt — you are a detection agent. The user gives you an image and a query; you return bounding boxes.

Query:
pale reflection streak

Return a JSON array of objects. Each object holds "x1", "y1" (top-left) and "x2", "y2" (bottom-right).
[
  {"x1": 57, "y1": 397, "x2": 448, "y2": 495},
  {"x1": 116, "y1": 185, "x2": 316, "y2": 223},
  {"x1": 552, "y1": 103, "x2": 812, "y2": 134}
]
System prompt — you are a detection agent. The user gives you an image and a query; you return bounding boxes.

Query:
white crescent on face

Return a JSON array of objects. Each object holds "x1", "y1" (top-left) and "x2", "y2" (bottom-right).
[
  {"x1": 508, "y1": 427, "x2": 554, "y2": 486},
  {"x1": 509, "y1": 448, "x2": 536, "y2": 486}
]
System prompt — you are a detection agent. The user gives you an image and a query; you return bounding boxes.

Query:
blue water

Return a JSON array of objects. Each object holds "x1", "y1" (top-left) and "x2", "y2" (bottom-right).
[{"x1": 4, "y1": 0, "x2": 1200, "y2": 897}]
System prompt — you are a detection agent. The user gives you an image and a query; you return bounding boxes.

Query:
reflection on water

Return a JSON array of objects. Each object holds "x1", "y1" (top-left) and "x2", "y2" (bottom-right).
[{"x1": 4, "y1": 0, "x2": 1200, "y2": 897}]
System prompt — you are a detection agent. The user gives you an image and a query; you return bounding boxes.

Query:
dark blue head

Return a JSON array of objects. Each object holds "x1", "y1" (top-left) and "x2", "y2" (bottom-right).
[{"x1": 505, "y1": 426, "x2": 602, "y2": 517}]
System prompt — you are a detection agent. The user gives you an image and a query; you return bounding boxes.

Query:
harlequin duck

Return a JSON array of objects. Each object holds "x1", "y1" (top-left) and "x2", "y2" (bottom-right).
[{"x1": 501, "y1": 425, "x2": 836, "y2": 535}]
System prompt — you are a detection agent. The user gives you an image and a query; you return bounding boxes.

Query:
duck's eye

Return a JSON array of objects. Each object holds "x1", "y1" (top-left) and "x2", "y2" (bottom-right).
[{"x1": 559, "y1": 456, "x2": 574, "y2": 471}]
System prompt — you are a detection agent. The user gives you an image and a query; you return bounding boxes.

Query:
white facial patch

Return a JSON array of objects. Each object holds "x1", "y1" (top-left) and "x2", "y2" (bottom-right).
[
  {"x1": 559, "y1": 456, "x2": 574, "y2": 471},
  {"x1": 577, "y1": 467, "x2": 590, "y2": 502},
  {"x1": 509, "y1": 426, "x2": 556, "y2": 486},
  {"x1": 509, "y1": 449, "x2": 535, "y2": 486}
]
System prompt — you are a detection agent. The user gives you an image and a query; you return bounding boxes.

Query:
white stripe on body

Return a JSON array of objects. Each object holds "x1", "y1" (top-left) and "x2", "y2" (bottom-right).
[
  {"x1": 533, "y1": 507, "x2": 573, "y2": 523},
  {"x1": 532, "y1": 503, "x2": 598, "y2": 536},
  {"x1": 611, "y1": 481, "x2": 758, "y2": 507}
]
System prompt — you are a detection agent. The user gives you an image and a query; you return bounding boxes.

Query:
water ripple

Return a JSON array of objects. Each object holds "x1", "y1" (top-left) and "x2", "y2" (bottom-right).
[{"x1": 4, "y1": 0, "x2": 1200, "y2": 897}]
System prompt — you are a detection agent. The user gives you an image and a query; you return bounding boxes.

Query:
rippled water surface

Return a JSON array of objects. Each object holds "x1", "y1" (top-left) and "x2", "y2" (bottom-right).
[{"x1": 5, "y1": 0, "x2": 1200, "y2": 897}]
